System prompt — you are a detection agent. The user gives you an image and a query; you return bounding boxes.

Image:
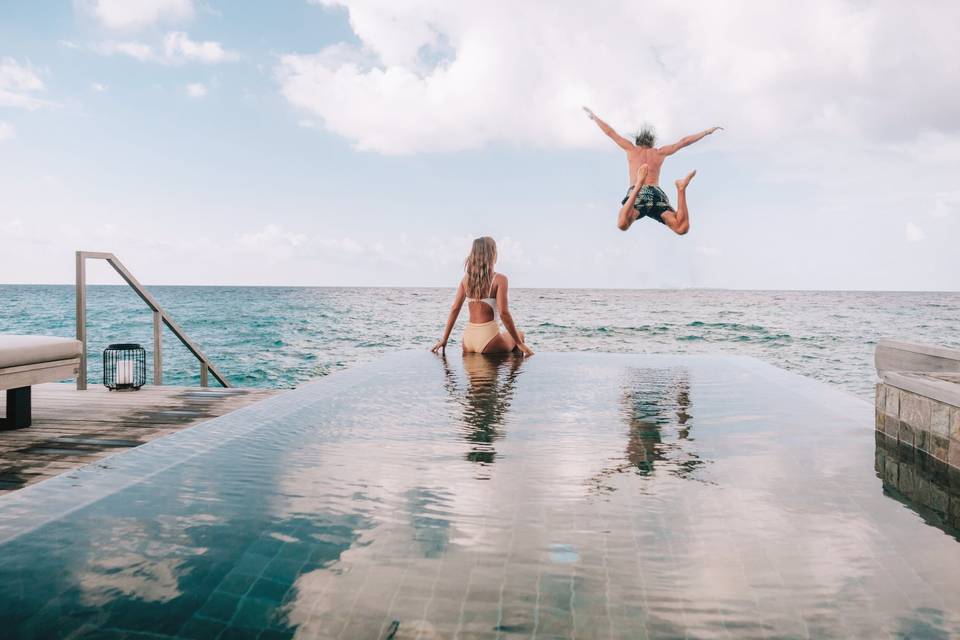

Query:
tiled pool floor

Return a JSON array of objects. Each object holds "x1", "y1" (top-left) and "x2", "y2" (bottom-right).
[{"x1": 0, "y1": 352, "x2": 958, "y2": 639}]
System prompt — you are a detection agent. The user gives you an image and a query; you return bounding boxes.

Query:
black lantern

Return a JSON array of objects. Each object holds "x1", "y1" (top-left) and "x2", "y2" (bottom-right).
[{"x1": 103, "y1": 343, "x2": 147, "y2": 391}]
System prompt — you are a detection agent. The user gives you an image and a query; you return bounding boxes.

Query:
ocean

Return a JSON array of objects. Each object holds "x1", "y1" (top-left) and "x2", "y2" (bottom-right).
[{"x1": 1, "y1": 285, "x2": 957, "y2": 400}]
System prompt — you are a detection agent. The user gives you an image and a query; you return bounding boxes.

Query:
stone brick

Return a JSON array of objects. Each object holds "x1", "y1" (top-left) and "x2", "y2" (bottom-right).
[
  {"x1": 898, "y1": 420, "x2": 915, "y2": 448},
  {"x1": 950, "y1": 467, "x2": 960, "y2": 495},
  {"x1": 914, "y1": 476, "x2": 932, "y2": 506},
  {"x1": 930, "y1": 400, "x2": 951, "y2": 438},
  {"x1": 915, "y1": 429, "x2": 928, "y2": 453},
  {"x1": 900, "y1": 393, "x2": 932, "y2": 436},
  {"x1": 875, "y1": 384, "x2": 886, "y2": 410},
  {"x1": 885, "y1": 416, "x2": 900, "y2": 441},
  {"x1": 928, "y1": 483, "x2": 949, "y2": 515},
  {"x1": 930, "y1": 434, "x2": 950, "y2": 463},
  {"x1": 950, "y1": 439, "x2": 960, "y2": 470},
  {"x1": 875, "y1": 408, "x2": 886, "y2": 433},
  {"x1": 951, "y1": 406, "x2": 960, "y2": 441},
  {"x1": 949, "y1": 497, "x2": 960, "y2": 531},
  {"x1": 884, "y1": 386, "x2": 900, "y2": 418},
  {"x1": 884, "y1": 457, "x2": 899, "y2": 485},
  {"x1": 899, "y1": 464, "x2": 917, "y2": 498}
]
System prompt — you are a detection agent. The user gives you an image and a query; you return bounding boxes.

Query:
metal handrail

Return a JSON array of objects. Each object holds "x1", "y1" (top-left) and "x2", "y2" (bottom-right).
[{"x1": 75, "y1": 251, "x2": 230, "y2": 389}]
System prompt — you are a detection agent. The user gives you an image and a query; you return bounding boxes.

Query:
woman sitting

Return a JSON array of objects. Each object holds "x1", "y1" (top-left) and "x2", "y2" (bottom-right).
[{"x1": 431, "y1": 236, "x2": 534, "y2": 357}]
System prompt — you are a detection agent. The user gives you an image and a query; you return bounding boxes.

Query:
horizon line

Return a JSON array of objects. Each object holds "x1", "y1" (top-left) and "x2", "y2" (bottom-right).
[{"x1": 1, "y1": 283, "x2": 958, "y2": 294}]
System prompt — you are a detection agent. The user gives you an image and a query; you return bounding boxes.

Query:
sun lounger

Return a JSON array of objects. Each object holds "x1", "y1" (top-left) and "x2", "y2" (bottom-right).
[{"x1": 0, "y1": 335, "x2": 83, "y2": 429}]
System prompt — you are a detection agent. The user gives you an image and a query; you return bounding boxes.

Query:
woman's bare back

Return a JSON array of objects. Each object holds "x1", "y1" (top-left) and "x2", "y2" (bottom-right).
[{"x1": 464, "y1": 273, "x2": 501, "y2": 323}]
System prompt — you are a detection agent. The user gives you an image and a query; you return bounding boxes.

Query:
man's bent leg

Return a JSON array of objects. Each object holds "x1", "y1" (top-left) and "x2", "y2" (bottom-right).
[
  {"x1": 617, "y1": 164, "x2": 650, "y2": 231},
  {"x1": 617, "y1": 199, "x2": 640, "y2": 231},
  {"x1": 667, "y1": 170, "x2": 696, "y2": 235},
  {"x1": 659, "y1": 211, "x2": 688, "y2": 236}
]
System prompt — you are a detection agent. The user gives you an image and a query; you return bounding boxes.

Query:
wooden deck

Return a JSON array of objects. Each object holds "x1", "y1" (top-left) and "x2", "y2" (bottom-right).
[{"x1": 0, "y1": 383, "x2": 279, "y2": 493}]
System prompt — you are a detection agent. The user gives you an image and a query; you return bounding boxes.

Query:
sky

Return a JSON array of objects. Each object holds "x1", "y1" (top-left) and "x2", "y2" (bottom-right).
[{"x1": 0, "y1": 0, "x2": 958, "y2": 290}]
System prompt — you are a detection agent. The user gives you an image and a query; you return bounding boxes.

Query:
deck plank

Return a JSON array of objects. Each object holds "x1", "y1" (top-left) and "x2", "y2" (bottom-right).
[{"x1": 0, "y1": 382, "x2": 278, "y2": 493}]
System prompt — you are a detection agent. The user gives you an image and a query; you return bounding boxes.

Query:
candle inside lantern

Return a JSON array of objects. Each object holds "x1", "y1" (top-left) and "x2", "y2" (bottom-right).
[{"x1": 116, "y1": 360, "x2": 133, "y2": 386}]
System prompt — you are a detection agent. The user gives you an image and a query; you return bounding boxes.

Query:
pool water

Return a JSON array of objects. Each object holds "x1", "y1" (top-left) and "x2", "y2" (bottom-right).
[{"x1": 0, "y1": 352, "x2": 958, "y2": 639}]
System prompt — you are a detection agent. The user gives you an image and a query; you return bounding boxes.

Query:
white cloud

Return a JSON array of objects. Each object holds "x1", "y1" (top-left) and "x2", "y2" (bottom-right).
[
  {"x1": 933, "y1": 192, "x2": 959, "y2": 219},
  {"x1": 230, "y1": 224, "x2": 532, "y2": 279},
  {"x1": 76, "y1": 0, "x2": 194, "y2": 31},
  {"x1": 163, "y1": 31, "x2": 239, "y2": 64},
  {"x1": 238, "y1": 224, "x2": 308, "y2": 253},
  {"x1": 184, "y1": 82, "x2": 207, "y2": 97},
  {"x1": 0, "y1": 121, "x2": 14, "y2": 141},
  {"x1": 905, "y1": 222, "x2": 925, "y2": 243},
  {"x1": 278, "y1": 1, "x2": 960, "y2": 155},
  {"x1": 90, "y1": 82, "x2": 108, "y2": 92},
  {"x1": 1, "y1": 218, "x2": 24, "y2": 236},
  {"x1": 0, "y1": 58, "x2": 50, "y2": 110},
  {"x1": 92, "y1": 32, "x2": 238, "y2": 65},
  {"x1": 92, "y1": 40, "x2": 156, "y2": 61}
]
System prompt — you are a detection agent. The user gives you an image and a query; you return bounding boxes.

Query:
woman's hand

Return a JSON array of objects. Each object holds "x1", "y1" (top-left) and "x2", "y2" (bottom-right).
[
  {"x1": 430, "y1": 339, "x2": 447, "y2": 354},
  {"x1": 519, "y1": 343, "x2": 534, "y2": 357}
]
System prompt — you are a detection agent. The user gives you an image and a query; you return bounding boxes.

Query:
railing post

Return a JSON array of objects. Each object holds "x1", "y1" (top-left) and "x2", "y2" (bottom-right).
[
  {"x1": 75, "y1": 251, "x2": 87, "y2": 390},
  {"x1": 200, "y1": 362, "x2": 208, "y2": 388},
  {"x1": 153, "y1": 311, "x2": 163, "y2": 386}
]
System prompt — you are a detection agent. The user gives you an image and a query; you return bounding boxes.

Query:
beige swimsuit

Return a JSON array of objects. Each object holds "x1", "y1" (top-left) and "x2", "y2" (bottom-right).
[{"x1": 462, "y1": 296, "x2": 500, "y2": 353}]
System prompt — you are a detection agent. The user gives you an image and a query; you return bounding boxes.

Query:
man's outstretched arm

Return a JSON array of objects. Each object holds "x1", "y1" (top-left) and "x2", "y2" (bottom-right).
[
  {"x1": 659, "y1": 126, "x2": 723, "y2": 155},
  {"x1": 583, "y1": 107, "x2": 634, "y2": 151}
]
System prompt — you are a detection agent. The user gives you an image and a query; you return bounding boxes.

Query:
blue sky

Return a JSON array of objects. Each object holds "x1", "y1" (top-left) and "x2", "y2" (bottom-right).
[{"x1": 1, "y1": 1, "x2": 958, "y2": 290}]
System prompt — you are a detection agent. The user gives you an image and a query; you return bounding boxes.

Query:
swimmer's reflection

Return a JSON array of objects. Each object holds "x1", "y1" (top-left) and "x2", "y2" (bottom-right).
[
  {"x1": 590, "y1": 369, "x2": 705, "y2": 493},
  {"x1": 440, "y1": 353, "x2": 524, "y2": 471}
]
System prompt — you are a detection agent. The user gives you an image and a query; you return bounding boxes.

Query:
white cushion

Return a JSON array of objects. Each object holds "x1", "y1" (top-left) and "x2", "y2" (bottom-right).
[{"x1": 0, "y1": 334, "x2": 83, "y2": 369}]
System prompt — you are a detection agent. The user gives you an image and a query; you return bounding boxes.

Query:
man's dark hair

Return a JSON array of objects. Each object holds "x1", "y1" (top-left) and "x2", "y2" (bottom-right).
[{"x1": 634, "y1": 125, "x2": 656, "y2": 148}]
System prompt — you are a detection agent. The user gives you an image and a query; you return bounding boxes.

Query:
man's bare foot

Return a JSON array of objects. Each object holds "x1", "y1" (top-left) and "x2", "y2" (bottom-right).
[
  {"x1": 675, "y1": 169, "x2": 697, "y2": 191},
  {"x1": 635, "y1": 164, "x2": 649, "y2": 186}
]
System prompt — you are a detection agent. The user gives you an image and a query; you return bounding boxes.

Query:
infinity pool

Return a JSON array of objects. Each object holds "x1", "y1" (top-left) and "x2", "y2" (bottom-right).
[{"x1": 1, "y1": 352, "x2": 958, "y2": 639}]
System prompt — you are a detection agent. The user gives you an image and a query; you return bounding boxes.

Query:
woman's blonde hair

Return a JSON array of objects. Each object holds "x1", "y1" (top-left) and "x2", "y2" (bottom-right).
[{"x1": 464, "y1": 236, "x2": 497, "y2": 298}]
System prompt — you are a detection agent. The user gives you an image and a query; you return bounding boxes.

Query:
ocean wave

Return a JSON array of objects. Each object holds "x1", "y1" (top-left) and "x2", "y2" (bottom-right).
[{"x1": 687, "y1": 321, "x2": 768, "y2": 333}]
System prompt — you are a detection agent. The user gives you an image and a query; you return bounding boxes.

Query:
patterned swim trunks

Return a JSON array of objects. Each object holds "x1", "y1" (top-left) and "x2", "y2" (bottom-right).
[{"x1": 621, "y1": 185, "x2": 674, "y2": 225}]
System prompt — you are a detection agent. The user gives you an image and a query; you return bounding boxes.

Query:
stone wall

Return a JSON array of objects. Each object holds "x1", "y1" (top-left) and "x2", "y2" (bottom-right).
[
  {"x1": 874, "y1": 432, "x2": 960, "y2": 532},
  {"x1": 876, "y1": 383, "x2": 960, "y2": 469}
]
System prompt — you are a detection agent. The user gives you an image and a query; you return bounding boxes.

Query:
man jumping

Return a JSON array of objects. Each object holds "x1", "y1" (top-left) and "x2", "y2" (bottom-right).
[{"x1": 584, "y1": 107, "x2": 722, "y2": 235}]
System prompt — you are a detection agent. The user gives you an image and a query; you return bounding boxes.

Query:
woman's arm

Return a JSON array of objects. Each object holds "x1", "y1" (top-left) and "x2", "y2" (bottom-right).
[
  {"x1": 431, "y1": 282, "x2": 466, "y2": 354},
  {"x1": 495, "y1": 275, "x2": 534, "y2": 357}
]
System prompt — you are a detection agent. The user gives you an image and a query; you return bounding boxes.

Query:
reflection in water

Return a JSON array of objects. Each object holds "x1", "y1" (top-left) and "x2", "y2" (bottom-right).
[
  {"x1": 440, "y1": 353, "x2": 524, "y2": 473},
  {"x1": 0, "y1": 419, "x2": 376, "y2": 638},
  {"x1": 4, "y1": 353, "x2": 960, "y2": 638},
  {"x1": 78, "y1": 514, "x2": 214, "y2": 606},
  {"x1": 590, "y1": 368, "x2": 707, "y2": 493},
  {"x1": 405, "y1": 486, "x2": 454, "y2": 558},
  {"x1": 875, "y1": 432, "x2": 960, "y2": 538}
]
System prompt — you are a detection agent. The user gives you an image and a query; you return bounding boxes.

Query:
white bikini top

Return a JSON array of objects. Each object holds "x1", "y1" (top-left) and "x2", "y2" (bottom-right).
[
  {"x1": 466, "y1": 280, "x2": 500, "y2": 322},
  {"x1": 466, "y1": 297, "x2": 500, "y2": 321}
]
